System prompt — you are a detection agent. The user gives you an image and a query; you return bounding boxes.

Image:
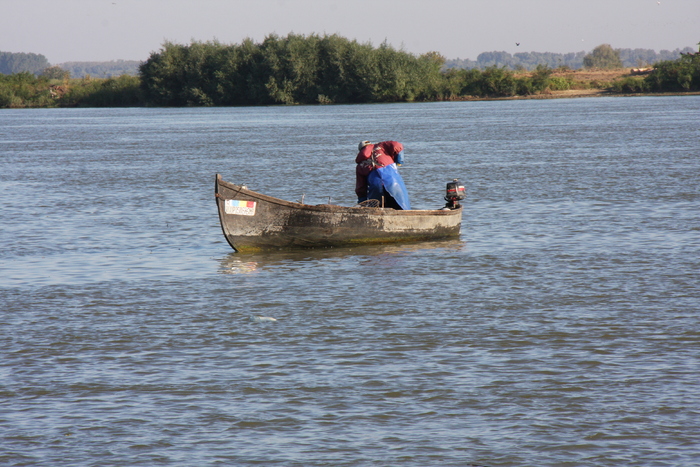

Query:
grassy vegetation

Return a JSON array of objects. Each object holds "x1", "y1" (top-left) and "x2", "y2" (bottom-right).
[
  {"x1": 0, "y1": 73, "x2": 142, "y2": 108},
  {"x1": 0, "y1": 72, "x2": 55, "y2": 108},
  {"x1": 610, "y1": 76, "x2": 650, "y2": 93},
  {"x1": 60, "y1": 75, "x2": 142, "y2": 107}
]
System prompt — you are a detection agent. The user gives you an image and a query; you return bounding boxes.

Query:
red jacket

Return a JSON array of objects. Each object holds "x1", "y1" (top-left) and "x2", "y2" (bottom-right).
[{"x1": 355, "y1": 141, "x2": 404, "y2": 198}]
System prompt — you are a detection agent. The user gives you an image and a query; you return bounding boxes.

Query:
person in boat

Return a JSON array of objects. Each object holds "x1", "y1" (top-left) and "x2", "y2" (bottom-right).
[{"x1": 355, "y1": 140, "x2": 411, "y2": 210}]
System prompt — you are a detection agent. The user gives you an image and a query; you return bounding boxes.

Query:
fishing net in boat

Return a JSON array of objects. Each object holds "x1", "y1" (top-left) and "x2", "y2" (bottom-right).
[{"x1": 355, "y1": 199, "x2": 382, "y2": 208}]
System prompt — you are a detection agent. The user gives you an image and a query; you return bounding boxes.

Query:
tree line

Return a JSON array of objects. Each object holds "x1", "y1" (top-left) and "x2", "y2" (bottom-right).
[
  {"x1": 3, "y1": 45, "x2": 693, "y2": 78},
  {"x1": 2, "y1": 42, "x2": 694, "y2": 80},
  {"x1": 0, "y1": 51, "x2": 50, "y2": 75},
  {"x1": 1, "y1": 35, "x2": 699, "y2": 108},
  {"x1": 1, "y1": 51, "x2": 139, "y2": 78},
  {"x1": 138, "y1": 34, "x2": 445, "y2": 106},
  {"x1": 56, "y1": 60, "x2": 141, "y2": 78},
  {"x1": 136, "y1": 34, "x2": 581, "y2": 106},
  {"x1": 136, "y1": 36, "x2": 700, "y2": 104},
  {"x1": 444, "y1": 46, "x2": 695, "y2": 71}
]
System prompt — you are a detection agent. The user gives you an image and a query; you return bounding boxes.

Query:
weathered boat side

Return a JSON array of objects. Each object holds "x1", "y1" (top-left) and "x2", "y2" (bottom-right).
[{"x1": 215, "y1": 174, "x2": 462, "y2": 252}]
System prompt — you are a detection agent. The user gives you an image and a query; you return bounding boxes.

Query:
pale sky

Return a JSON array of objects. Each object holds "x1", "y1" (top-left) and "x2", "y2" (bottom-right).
[{"x1": 2, "y1": 0, "x2": 698, "y2": 64}]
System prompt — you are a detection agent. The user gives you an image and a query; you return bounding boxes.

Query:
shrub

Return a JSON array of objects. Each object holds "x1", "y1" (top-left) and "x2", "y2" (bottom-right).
[
  {"x1": 480, "y1": 66, "x2": 517, "y2": 97},
  {"x1": 515, "y1": 77, "x2": 535, "y2": 95},
  {"x1": 0, "y1": 72, "x2": 55, "y2": 108},
  {"x1": 645, "y1": 53, "x2": 700, "y2": 92},
  {"x1": 530, "y1": 64, "x2": 553, "y2": 92},
  {"x1": 610, "y1": 76, "x2": 649, "y2": 93},
  {"x1": 62, "y1": 75, "x2": 143, "y2": 107},
  {"x1": 548, "y1": 76, "x2": 572, "y2": 90}
]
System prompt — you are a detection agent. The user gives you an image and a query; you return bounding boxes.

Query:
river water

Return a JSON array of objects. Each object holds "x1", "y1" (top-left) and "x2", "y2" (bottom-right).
[{"x1": 1, "y1": 97, "x2": 699, "y2": 466}]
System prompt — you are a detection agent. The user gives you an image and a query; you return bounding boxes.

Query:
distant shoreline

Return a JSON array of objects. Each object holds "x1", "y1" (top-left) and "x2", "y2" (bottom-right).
[
  {"x1": 454, "y1": 67, "x2": 700, "y2": 101},
  {"x1": 461, "y1": 89, "x2": 700, "y2": 102},
  {"x1": 3, "y1": 67, "x2": 699, "y2": 109}
]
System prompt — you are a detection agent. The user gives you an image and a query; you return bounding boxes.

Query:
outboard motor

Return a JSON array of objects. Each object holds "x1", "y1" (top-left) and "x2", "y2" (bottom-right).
[{"x1": 444, "y1": 179, "x2": 466, "y2": 209}]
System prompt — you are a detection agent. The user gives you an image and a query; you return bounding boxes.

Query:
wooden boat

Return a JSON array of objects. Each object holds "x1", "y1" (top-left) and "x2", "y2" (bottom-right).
[{"x1": 215, "y1": 173, "x2": 463, "y2": 252}]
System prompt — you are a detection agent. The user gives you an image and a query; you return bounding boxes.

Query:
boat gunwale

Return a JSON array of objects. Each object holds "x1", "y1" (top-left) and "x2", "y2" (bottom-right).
[{"x1": 215, "y1": 174, "x2": 461, "y2": 217}]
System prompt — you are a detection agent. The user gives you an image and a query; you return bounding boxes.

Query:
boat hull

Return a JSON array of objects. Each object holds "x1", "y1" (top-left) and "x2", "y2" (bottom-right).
[{"x1": 215, "y1": 174, "x2": 462, "y2": 252}]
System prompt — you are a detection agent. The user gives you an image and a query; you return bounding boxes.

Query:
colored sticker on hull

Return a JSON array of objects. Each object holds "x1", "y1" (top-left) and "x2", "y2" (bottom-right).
[{"x1": 225, "y1": 199, "x2": 256, "y2": 216}]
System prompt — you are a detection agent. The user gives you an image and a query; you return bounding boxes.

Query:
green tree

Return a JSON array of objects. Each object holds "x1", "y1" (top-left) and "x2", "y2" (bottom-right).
[
  {"x1": 413, "y1": 51, "x2": 447, "y2": 100},
  {"x1": 480, "y1": 66, "x2": 517, "y2": 96},
  {"x1": 261, "y1": 33, "x2": 322, "y2": 105},
  {"x1": 139, "y1": 40, "x2": 225, "y2": 106},
  {"x1": 645, "y1": 52, "x2": 700, "y2": 92},
  {"x1": 315, "y1": 34, "x2": 351, "y2": 103},
  {"x1": 40, "y1": 66, "x2": 70, "y2": 80},
  {"x1": 583, "y1": 44, "x2": 623, "y2": 69},
  {"x1": 138, "y1": 34, "x2": 445, "y2": 106}
]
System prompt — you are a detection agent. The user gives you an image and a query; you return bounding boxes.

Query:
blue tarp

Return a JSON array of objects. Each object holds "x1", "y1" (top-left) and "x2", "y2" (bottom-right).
[{"x1": 367, "y1": 163, "x2": 411, "y2": 210}]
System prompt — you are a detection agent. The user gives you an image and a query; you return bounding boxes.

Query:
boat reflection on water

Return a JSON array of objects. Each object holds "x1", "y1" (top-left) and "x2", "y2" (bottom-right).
[{"x1": 217, "y1": 239, "x2": 465, "y2": 275}]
